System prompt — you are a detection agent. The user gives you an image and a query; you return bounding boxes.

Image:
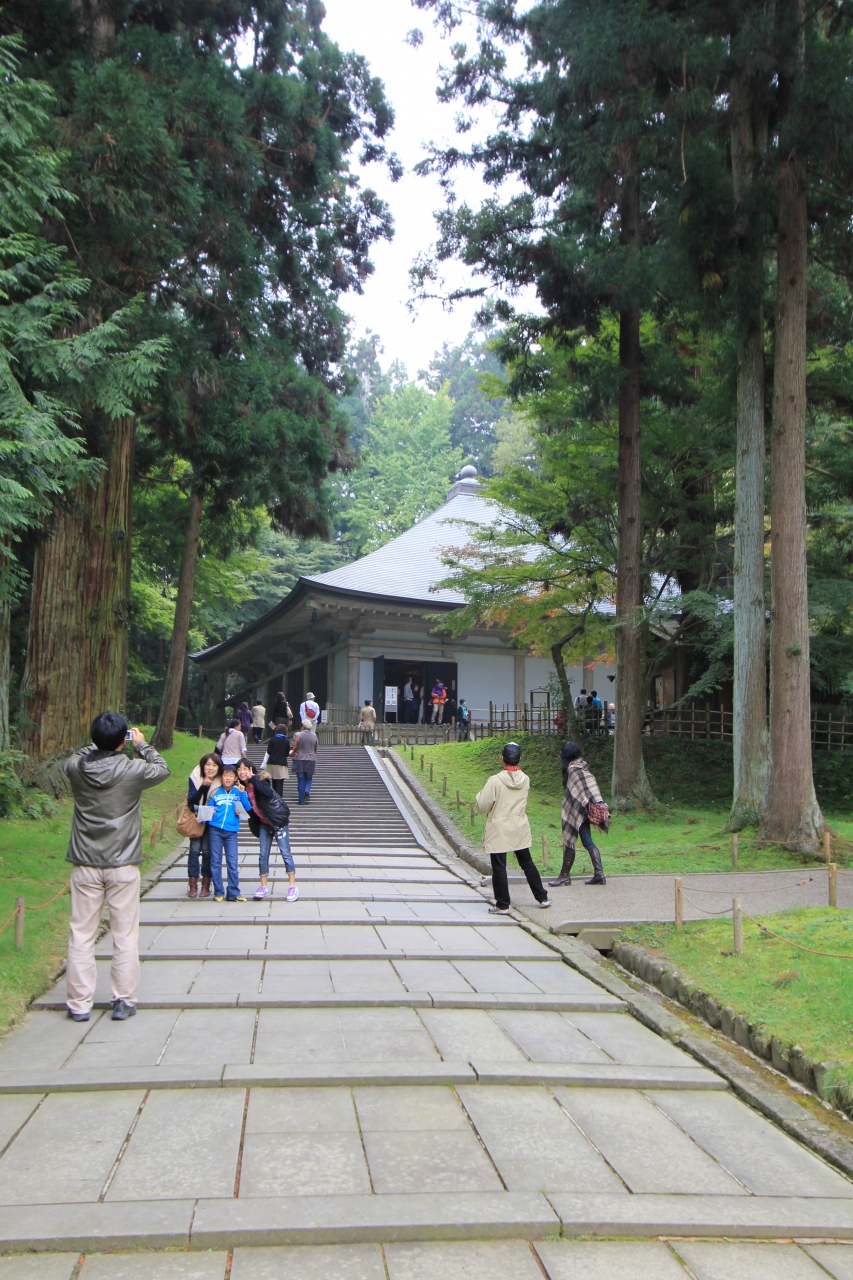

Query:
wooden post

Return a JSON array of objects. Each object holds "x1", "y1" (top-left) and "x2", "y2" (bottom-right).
[
  {"x1": 442, "y1": 775, "x2": 447, "y2": 796},
  {"x1": 456, "y1": 789, "x2": 461, "y2": 810},
  {"x1": 541, "y1": 833, "x2": 548, "y2": 868},
  {"x1": 829, "y1": 862, "x2": 838, "y2": 908},
  {"x1": 420, "y1": 755, "x2": 424, "y2": 772},
  {"x1": 14, "y1": 898, "x2": 24, "y2": 949},
  {"x1": 674, "y1": 878, "x2": 683, "y2": 932},
  {"x1": 197, "y1": 724, "x2": 202, "y2": 738},
  {"x1": 691, "y1": 707, "x2": 695, "y2": 741},
  {"x1": 429, "y1": 762, "x2": 434, "y2": 782},
  {"x1": 732, "y1": 897, "x2": 743, "y2": 957},
  {"x1": 410, "y1": 746, "x2": 414, "y2": 760},
  {"x1": 823, "y1": 829, "x2": 831, "y2": 864},
  {"x1": 149, "y1": 821, "x2": 158, "y2": 848},
  {"x1": 731, "y1": 832, "x2": 738, "y2": 872},
  {"x1": 469, "y1": 803, "x2": 475, "y2": 827}
]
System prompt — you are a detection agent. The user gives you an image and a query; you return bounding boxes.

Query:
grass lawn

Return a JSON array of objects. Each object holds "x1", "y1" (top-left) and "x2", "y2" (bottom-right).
[
  {"x1": 0, "y1": 730, "x2": 216, "y2": 1035},
  {"x1": 622, "y1": 910, "x2": 853, "y2": 1106},
  {"x1": 398, "y1": 735, "x2": 853, "y2": 877}
]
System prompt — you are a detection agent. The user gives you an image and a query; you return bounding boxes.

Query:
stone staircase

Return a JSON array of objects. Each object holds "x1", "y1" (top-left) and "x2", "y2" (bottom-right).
[{"x1": 0, "y1": 747, "x2": 848, "y2": 1273}]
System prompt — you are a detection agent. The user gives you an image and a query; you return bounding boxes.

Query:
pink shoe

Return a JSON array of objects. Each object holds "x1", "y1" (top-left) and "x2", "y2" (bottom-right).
[{"x1": 286, "y1": 885, "x2": 298, "y2": 902}]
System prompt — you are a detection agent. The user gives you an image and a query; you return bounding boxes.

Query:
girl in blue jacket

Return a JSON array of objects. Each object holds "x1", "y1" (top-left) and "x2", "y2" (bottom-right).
[{"x1": 206, "y1": 764, "x2": 252, "y2": 901}]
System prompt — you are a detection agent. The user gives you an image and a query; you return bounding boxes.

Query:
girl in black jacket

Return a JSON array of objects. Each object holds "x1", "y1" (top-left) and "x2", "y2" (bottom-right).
[{"x1": 236, "y1": 760, "x2": 297, "y2": 901}]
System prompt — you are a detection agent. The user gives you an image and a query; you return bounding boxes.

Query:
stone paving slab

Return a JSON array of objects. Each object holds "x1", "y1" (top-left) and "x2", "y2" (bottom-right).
[
  {"x1": 189, "y1": 1190, "x2": 560, "y2": 1247},
  {"x1": 384, "y1": 1240, "x2": 546, "y2": 1280},
  {"x1": 549, "y1": 1192, "x2": 853, "y2": 1238},
  {"x1": 0, "y1": 1258, "x2": 79, "y2": 1280},
  {"x1": 677, "y1": 1240, "x2": 841, "y2": 1280},
  {"x1": 535, "y1": 1239, "x2": 689, "y2": 1280},
  {"x1": 804, "y1": 1245, "x2": 853, "y2": 1279},
  {"x1": 231, "y1": 1243, "x2": 386, "y2": 1280},
  {"x1": 79, "y1": 1256, "x2": 228, "y2": 1280}
]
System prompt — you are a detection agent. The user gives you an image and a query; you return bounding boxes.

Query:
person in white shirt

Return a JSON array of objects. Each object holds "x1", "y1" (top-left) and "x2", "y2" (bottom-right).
[{"x1": 299, "y1": 693, "x2": 320, "y2": 725}]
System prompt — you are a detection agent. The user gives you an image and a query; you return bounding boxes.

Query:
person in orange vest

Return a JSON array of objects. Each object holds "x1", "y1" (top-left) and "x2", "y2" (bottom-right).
[{"x1": 430, "y1": 680, "x2": 447, "y2": 724}]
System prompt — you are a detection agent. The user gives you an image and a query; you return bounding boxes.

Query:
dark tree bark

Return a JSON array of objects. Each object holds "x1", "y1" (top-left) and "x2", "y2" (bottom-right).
[
  {"x1": 21, "y1": 418, "x2": 134, "y2": 761},
  {"x1": 760, "y1": 152, "x2": 823, "y2": 848},
  {"x1": 152, "y1": 492, "x2": 203, "y2": 751},
  {"x1": 612, "y1": 141, "x2": 653, "y2": 810},
  {"x1": 728, "y1": 71, "x2": 769, "y2": 830}
]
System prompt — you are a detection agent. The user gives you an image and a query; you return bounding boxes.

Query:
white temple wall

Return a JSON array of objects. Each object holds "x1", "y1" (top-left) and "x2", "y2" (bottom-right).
[{"x1": 454, "y1": 652, "x2": 514, "y2": 717}]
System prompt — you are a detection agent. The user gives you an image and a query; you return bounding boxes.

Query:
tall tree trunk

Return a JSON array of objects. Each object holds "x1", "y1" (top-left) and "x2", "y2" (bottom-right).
[
  {"x1": 728, "y1": 75, "x2": 769, "y2": 830},
  {"x1": 759, "y1": 0, "x2": 822, "y2": 849},
  {"x1": 152, "y1": 493, "x2": 203, "y2": 751},
  {"x1": 612, "y1": 141, "x2": 653, "y2": 810},
  {"x1": 760, "y1": 153, "x2": 822, "y2": 846},
  {"x1": 21, "y1": 419, "x2": 134, "y2": 762},
  {"x1": 0, "y1": 541, "x2": 11, "y2": 752}
]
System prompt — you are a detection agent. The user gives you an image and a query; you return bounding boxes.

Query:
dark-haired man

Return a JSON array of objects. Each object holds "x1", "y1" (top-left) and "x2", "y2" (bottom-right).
[
  {"x1": 64, "y1": 713, "x2": 169, "y2": 1022},
  {"x1": 476, "y1": 741, "x2": 551, "y2": 915}
]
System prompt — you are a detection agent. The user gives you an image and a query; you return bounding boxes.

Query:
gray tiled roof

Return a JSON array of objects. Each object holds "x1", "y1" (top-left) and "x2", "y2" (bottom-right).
[{"x1": 305, "y1": 490, "x2": 497, "y2": 604}]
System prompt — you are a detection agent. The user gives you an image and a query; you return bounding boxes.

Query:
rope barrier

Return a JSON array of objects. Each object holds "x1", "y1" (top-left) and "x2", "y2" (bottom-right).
[
  {"x1": 0, "y1": 879, "x2": 70, "y2": 940},
  {"x1": 679, "y1": 892, "x2": 733, "y2": 917},
  {"x1": 681, "y1": 876, "x2": 815, "y2": 897},
  {"x1": 740, "y1": 908, "x2": 853, "y2": 961}
]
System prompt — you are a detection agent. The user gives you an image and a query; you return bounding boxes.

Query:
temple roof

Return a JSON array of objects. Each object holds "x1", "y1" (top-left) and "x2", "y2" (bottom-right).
[{"x1": 303, "y1": 487, "x2": 495, "y2": 606}]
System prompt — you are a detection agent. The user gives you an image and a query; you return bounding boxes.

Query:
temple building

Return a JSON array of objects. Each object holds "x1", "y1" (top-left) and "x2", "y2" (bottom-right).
[{"x1": 191, "y1": 467, "x2": 616, "y2": 722}]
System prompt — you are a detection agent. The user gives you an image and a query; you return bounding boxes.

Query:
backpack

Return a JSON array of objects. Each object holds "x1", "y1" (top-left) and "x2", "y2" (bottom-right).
[{"x1": 255, "y1": 786, "x2": 290, "y2": 830}]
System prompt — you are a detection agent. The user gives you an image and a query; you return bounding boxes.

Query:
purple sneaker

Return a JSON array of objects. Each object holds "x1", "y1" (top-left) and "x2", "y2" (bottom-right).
[
  {"x1": 254, "y1": 885, "x2": 268, "y2": 899},
  {"x1": 286, "y1": 885, "x2": 298, "y2": 902}
]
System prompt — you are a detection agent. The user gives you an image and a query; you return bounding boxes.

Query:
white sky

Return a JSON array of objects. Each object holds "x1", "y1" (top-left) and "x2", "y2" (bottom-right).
[{"x1": 321, "y1": 0, "x2": 516, "y2": 376}]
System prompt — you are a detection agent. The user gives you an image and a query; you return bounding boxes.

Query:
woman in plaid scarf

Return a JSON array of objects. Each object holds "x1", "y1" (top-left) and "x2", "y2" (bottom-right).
[{"x1": 549, "y1": 741, "x2": 609, "y2": 887}]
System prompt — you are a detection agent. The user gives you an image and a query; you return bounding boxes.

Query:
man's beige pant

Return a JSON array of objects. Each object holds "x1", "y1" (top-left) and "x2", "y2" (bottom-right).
[{"x1": 66, "y1": 865, "x2": 140, "y2": 1014}]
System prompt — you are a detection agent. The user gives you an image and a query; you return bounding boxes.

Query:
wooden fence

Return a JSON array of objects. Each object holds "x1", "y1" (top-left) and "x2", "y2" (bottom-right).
[{"x1": 644, "y1": 706, "x2": 852, "y2": 750}]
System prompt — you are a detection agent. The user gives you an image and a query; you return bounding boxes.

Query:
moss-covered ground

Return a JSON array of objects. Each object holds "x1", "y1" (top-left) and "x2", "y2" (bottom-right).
[
  {"x1": 622, "y1": 910, "x2": 853, "y2": 1107},
  {"x1": 0, "y1": 731, "x2": 216, "y2": 1034}
]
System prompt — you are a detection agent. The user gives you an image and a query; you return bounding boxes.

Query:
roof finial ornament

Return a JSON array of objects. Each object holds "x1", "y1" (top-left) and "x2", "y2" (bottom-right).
[{"x1": 447, "y1": 463, "x2": 480, "y2": 500}]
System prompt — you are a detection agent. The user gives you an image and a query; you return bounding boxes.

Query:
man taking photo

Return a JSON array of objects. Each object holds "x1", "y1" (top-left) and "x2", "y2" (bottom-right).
[{"x1": 64, "y1": 713, "x2": 169, "y2": 1022}]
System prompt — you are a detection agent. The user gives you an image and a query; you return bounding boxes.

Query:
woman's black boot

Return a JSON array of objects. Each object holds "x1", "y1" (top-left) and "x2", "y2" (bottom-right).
[
  {"x1": 549, "y1": 849, "x2": 575, "y2": 887},
  {"x1": 585, "y1": 845, "x2": 606, "y2": 885}
]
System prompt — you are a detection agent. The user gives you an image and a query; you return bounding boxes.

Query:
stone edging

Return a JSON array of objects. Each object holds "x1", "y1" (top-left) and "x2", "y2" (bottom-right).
[
  {"x1": 611, "y1": 938, "x2": 852, "y2": 1118},
  {"x1": 512, "y1": 918, "x2": 853, "y2": 1182},
  {"x1": 384, "y1": 750, "x2": 491, "y2": 876}
]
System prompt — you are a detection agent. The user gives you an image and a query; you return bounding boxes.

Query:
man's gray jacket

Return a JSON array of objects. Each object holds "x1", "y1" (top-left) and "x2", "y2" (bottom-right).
[{"x1": 65, "y1": 743, "x2": 170, "y2": 868}]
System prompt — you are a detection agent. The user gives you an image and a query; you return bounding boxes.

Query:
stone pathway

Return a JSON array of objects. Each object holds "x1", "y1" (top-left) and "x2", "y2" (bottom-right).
[
  {"x1": 512, "y1": 865, "x2": 853, "y2": 932},
  {"x1": 0, "y1": 747, "x2": 849, "y2": 1276}
]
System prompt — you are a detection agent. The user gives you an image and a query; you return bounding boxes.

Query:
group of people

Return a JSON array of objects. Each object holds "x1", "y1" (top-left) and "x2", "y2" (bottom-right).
[
  {"x1": 573, "y1": 688, "x2": 615, "y2": 736},
  {"x1": 476, "y1": 738, "x2": 609, "y2": 913},
  {"x1": 399, "y1": 677, "x2": 454, "y2": 725}
]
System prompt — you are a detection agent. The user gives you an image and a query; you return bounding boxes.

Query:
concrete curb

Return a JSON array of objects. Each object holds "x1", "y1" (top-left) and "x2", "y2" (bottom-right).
[
  {"x1": 513, "y1": 916, "x2": 853, "y2": 1182},
  {"x1": 385, "y1": 749, "x2": 491, "y2": 876}
]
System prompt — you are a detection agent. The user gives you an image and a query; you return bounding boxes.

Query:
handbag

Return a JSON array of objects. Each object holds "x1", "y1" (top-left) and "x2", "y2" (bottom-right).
[
  {"x1": 176, "y1": 801, "x2": 205, "y2": 839},
  {"x1": 587, "y1": 799, "x2": 610, "y2": 827}
]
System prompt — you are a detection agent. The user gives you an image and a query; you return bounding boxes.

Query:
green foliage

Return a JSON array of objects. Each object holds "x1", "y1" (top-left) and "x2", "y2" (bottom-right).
[
  {"x1": 0, "y1": 750, "x2": 55, "y2": 818},
  {"x1": 336, "y1": 383, "x2": 463, "y2": 558}
]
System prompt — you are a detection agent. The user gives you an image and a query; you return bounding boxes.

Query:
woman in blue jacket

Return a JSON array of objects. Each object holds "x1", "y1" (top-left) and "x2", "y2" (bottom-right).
[{"x1": 205, "y1": 764, "x2": 252, "y2": 901}]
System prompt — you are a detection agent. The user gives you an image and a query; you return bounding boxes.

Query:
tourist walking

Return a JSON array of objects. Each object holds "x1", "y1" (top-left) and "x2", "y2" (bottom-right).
[
  {"x1": 186, "y1": 752, "x2": 221, "y2": 898},
  {"x1": 260, "y1": 725, "x2": 291, "y2": 797},
  {"x1": 299, "y1": 691, "x2": 320, "y2": 725},
  {"x1": 457, "y1": 698, "x2": 471, "y2": 741},
  {"x1": 358, "y1": 699, "x2": 376, "y2": 743},
  {"x1": 606, "y1": 702, "x2": 616, "y2": 733},
  {"x1": 206, "y1": 764, "x2": 251, "y2": 902},
  {"x1": 236, "y1": 761, "x2": 298, "y2": 901},
  {"x1": 430, "y1": 679, "x2": 447, "y2": 724},
  {"x1": 64, "y1": 714, "x2": 169, "y2": 1022},
  {"x1": 549, "y1": 741, "x2": 609, "y2": 887},
  {"x1": 216, "y1": 719, "x2": 247, "y2": 767},
  {"x1": 236, "y1": 701, "x2": 253, "y2": 738},
  {"x1": 251, "y1": 698, "x2": 266, "y2": 743},
  {"x1": 291, "y1": 719, "x2": 318, "y2": 804},
  {"x1": 270, "y1": 692, "x2": 292, "y2": 731},
  {"x1": 476, "y1": 741, "x2": 551, "y2": 915}
]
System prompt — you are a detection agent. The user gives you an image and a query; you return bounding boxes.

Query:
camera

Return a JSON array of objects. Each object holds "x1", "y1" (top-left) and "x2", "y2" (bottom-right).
[{"x1": 125, "y1": 730, "x2": 133, "y2": 742}]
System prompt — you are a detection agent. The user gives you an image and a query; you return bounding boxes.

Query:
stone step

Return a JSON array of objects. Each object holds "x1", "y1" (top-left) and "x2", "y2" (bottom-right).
[
  {"x1": 32, "y1": 993, "x2": 622, "y2": 1013},
  {"x1": 2, "y1": 1191, "x2": 850, "y2": 1254},
  {"x1": 0, "y1": 1061, "x2": 723, "y2": 1094}
]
